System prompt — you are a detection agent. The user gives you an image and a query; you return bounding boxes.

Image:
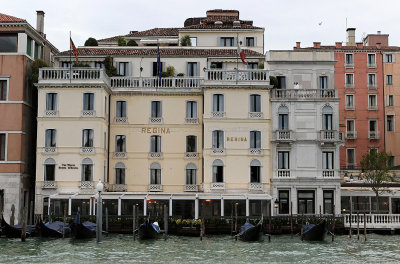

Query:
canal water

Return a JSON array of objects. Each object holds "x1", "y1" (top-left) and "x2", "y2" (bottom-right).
[{"x1": 1, "y1": 234, "x2": 400, "y2": 263}]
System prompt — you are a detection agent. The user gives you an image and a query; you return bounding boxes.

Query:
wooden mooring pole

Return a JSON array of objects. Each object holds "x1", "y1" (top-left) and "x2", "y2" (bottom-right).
[
  {"x1": 63, "y1": 207, "x2": 66, "y2": 239},
  {"x1": 132, "y1": 205, "x2": 136, "y2": 240},
  {"x1": 349, "y1": 197, "x2": 352, "y2": 238},
  {"x1": 10, "y1": 204, "x2": 15, "y2": 226},
  {"x1": 364, "y1": 212, "x2": 367, "y2": 241},
  {"x1": 290, "y1": 202, "x2": 293, "y2": 236},
  {"x1": 21, "y1": 207, "x2": 27, "y2": 242},
  {"x1": 300, "y1": 214, "x2": 304, "y2": 241},
  {"x1": 106, "y1": 207, "x2": 109, "y2": 235},
  {"x1": 163, "y1": 204, "x2": 168, "y2": 240},
  {"x1": 234, "y1": 203, "x2": 238, "y2": 234},
  {"x1": 29, "y1": 201, "x2": 33, "y2": 225},
  {"x1": 331, "y1": 205, "x2": 335, "y2": 242},
  {"x1": 200, "y1": 205, "x2": 205, "y2": 241},
  {"x1": 357, "y1": 213, "x2": 360, "y2": 240}
]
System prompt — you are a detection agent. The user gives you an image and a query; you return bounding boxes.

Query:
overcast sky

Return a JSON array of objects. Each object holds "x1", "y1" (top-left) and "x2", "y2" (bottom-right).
[{"x1": 3, "y1": 0, "x2": 400, "y2": 52}]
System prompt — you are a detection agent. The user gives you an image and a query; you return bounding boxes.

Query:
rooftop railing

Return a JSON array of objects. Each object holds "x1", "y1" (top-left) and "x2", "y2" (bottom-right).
[
  {"x1": 205, "y1": 69, "x2": 269, "y2": 82},
  {"x1": 271, "y1": 89, "x2": 337, "y2": 99}
]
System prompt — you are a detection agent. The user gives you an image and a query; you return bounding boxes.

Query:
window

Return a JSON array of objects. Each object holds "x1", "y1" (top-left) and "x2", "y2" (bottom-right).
[
  {"x1": 115, "y1": 162, "x2": 125, "y2": 184},
  {"x1": 186, "y1": 135, "x2": 197, "y2": 152},
  {"x1": 298, "y1": 190, "x2": 315, "y2": 214},
  {"x1": 323, "y1": 190, "x2": 334, "y2": 214},
  {"x1": 104, "y1": 97, "x2": 107, "y2": 116},
  {"x1": 347, "y1": 149, "x2": 355, "y2": 168},
  {"x1": 115, "y1": 135, "x2": 126, "y2": 152},
  {"x1": 346, "y1": 120, "x2": 355, "y2": 133},
  {"x1": 389, "y1": 156, "x2": 395, "y2": 168},
  {"x1": 367, "y1": 54, "x2": 376, "y2": 65},
  {"x1": 212, "y1": 130, "x2": 224, "y2": 149},
  {"x1": 0, "y1": 34, "x2": 17, "y2": 52},
  {"x1": 118, "y1": 62, "x2": 129, "y2": 76},
  {"x1": 250, "y1": 94, "x2": 261, "y2": 112},
  {"x1": 345, "y1": 95, "x2": 354, "y2": 109},
  {"x1": 150, "y1": 162, "x2": 161, "y2": 184},
  {"x1": 250, "y1": 159, "x2": 261, "y2": 183},
  {"x1": 186, "y1": 163, "x2": 197, "y2": 184},
  {"x1": 213, "y1": 94, "x2": 224, "y2": 112},
  {"x1": 0, "y1": 133, "x2": 5, "y2": 161},
  {"x1": 83, "y1": 93, "x2": 94, "y2": 111},
  {"x1": 385, "y1": 54, "x2": 393, "y2": 63},
  {"x1": 212, "y1": 159, "x2": 224, "y2": 182},
  {"x1": 250, "y1": 131, "x2": 261, "y2": 149},
  {"x1": 82, "y1": 129, "x2": 94, "y2": 147},
  {"x1": 278, "y1": 190, "x2": 290, "y2": 214},
  {"x1": 26, "y1": 36, "x2": 32, "y2": 56},
  {"x1": 345, "y1": 74, "x2": 354, "y2": 86},
  {"x1": 278, "y1": 151, "x2": 289, "y2": 169},
  {"x1": 61, "y1": 62, "x2": 71, "y2": 68},
  {"x1": 276, "y1": 76, "x2": 286, "y2": 89},
  {"x1": 387, "y1": 115, "x2": 394, "y2": 132},
  {"x1": 44, "y1": 158, "x2": 56, "y2": 181},
  {"x1": 368, "y1": 74, "x2": 376, "y2": 86},
  {"x1": 369, "y1": 94, "x2": 377, "y2": 109},
  {"x1": 369, "y1": 120, "x2": 377, "y2": 132},
  {"x1": 0, "y1": 80, "x2": 7, "y2": 101},
  {"x1": 34, "y1": 43, "x2": 39, "y2": 59},
  {"x1": 187, "y1": 62, "x2": 198, "y2": 76},
  {"x1": 220, "y1": 37, "x2": 234, "y2": 47},
  {"x1": 319, "y1": 76, "x2": 328, "y2": 89},
  {"x1": 186, "y1": 101, "x2": 197, "y2": 118},
  {"x1": 95, "y1": 62, "x2": 104, "y2": 68},
  {"x1": 386, "y1": 75, "x2": 393, "y2": 85},
  {"x1": 45, "y1": 129, "x2": 57, "y2": 147},
  {"x1": 278, "y1": 106, "x2": 289, "y2": 130},
  {"x1": 151, "y1": 101, "x2": 161, "y2": 118},
  {"x1": 152, "y1": 61, "x2": 164, "y2": 76},
  {"x1": 116, "y1": 101, "x2": 126, "y2": 118},
  {"x1": 345, "y1": 54, "x2": 353, "y2": 65},
  {"x1": 150, "y1": 135, "x2": 161, "y2": 152},
  {"x1": 245, "y1": 37, "x2": 255, "y2": 47},
  {"x1": 322, "y1": 106, "x2": 333, "y2": 130},
  {"x1": 322, "y1": 152, "x2": 334, "y2": 169},
  {"x1": 46, "y1": 93, "x2": 57, "y2": 111},
  {"x1": 388, "y1": 95, "x2": 394, "y2": 106},
  {"x1": 247, "y1": 63, "x2": 258, "y2": 69},
  {"x1": 82, "y1": 158, "x2": 93, "y2": 181},
  {"x1": 189, "y1": 37, "x2": 197, "y2": 47}
]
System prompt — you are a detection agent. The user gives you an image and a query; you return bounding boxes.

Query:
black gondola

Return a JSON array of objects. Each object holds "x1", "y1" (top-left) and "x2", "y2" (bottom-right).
[
  {"x1": 236, "y1": 217, "x2": 263, "y2": 241},
  {"x1": 38, "y1": 221, "x2": 71, "y2": 238},
  {"x1": 138, "y1": 220, "x2": 160, "y2": 240},
  {"x1": 1, "y1": 216, "x2": 36, "y2": 238},
  {"x1": 70, "y1": 211, "x2": 96, "y2": 239},
  {"x1": 302, "y1": 220, "x2": 327, "y2": 241}
]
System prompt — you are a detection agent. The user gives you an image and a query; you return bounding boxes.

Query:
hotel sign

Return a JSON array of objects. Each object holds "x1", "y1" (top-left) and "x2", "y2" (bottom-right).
[
  {"x1": 58, "y1": 164, "x2": 78, "y2": 170},
  {"x1": 227, "y1": 137, "x2": 247, "y2": 142},
  {"x1": 141, "y1": 127, "x2": 171, "y2": 134}
]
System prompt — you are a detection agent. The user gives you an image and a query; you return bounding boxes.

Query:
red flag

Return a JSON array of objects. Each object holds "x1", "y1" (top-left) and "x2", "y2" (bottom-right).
[
  {"x1": 237, "y1": 44, "x2": 248, "y2": 65},
  {"x1": 70, "y1": 37, "x2": 79, "y2": 63}
]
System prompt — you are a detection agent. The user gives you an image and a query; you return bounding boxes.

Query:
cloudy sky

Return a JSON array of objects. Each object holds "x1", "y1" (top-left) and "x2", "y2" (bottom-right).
[{"x1": 3, "y1": 0, "x2": 400, "y2": 52}]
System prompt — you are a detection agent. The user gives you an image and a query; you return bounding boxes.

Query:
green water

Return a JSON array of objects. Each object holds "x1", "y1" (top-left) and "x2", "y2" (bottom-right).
[{"x1": 0, "y1": 234, "x2": 399, "y2": 263}]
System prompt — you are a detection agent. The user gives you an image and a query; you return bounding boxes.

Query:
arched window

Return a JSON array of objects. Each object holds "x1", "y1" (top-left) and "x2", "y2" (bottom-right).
[
  {"x1": 150, "y1": 162, "x2": 161, "y2": 184},
  {"x1": 82, "y1": 158, "x2": 93, "y2": 181},
  {"x1": 322, "y1": 106, "x2": 333, "y2": 130},
  {"x1": 250, "y1": 159, "x2": 261, "y2": 183},
  {"x1": 186, "y1": 163, "x2": 197, "y2": 185},
  {"x1": 278, "y1": 106, "x2": 289, "y2": 130},
  {"x1": 212, "y1": 159, "x2": 224, "y2": 183},
  {"x1": 44, "y1": 158, "x2": 56, "y2": 181},
  {"x1": 115, "y1": 162, "x2": 125, "y2": 184}
]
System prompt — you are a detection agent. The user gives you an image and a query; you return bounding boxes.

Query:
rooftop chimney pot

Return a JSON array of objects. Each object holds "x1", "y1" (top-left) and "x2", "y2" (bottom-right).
[
  {"x1": 313, "y1": 42, "x2": 321, "y2": 48},
  {"x1": 335, "y1": 42, "x2": 343, "y2": 48},
  {"x1": 296, "y1": 42, "x2": 300, "y2": 48},
  {"x1": 36, "y1": 10, "x2": 45, "y2": 35}
]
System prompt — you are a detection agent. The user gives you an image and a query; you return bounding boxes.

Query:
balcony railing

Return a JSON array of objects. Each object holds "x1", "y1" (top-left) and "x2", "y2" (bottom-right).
[
  {"x1": 368, "y1": 105, "x2": 378, "y2": 110},
  {"x1": 320, "y1": 130, "x2": 342, "y2": 142},
  {"x1": 367, "y1": 84, "x2": 377, "y2": 89},
  {"x1": 114, "y1": 152, "x2": 127, "y2": 158},
  {"x1": 345, "y1": 104, "x2": 355, "y2": 110},
  {"x1": 249, "y1": 112, "x2": 263, "y2": 119},
  {"x1": 42, "y1": 181, "x2": 57, "y2": 189},
  {"x1": 185, "y1": 152, "x2": 199, "y2": 159},
  {"x1": 211, "y1": 182, "x2": 225, "y2": 190},
  {"x1": 80, "y1": 181, "x2": 94, "y2": 189},
  {"x1": 111, "y1": 77, "x2": 202, "y2": 89},
  {"x1": 211, "y1": 148, "x2": 225, "y2": 155},
  {"x1": 184, "y1": 184, "x2": 198, "y2": 192},
  {"x1": 211, "y1": 111, "x2": 225, "y2": 118},
  {"x1": 81, "y1": 110, "x2": 96, "y2": 117},
  {"x1": 149, "y1": 152, "x2": 163, "y2": 158},
  {"x1": 248, "y1": 182, "x2": 263, "y2": 191},
  {"x1": 148, "y1": 184, "x2": 162, "y2": 192},
  {"x1": 185, "y1": 117, "x2": 199, "y2": 124},
  {"x1": 39, "y1": 68, "x2": 107, "y2": 83},
  {"x1": 205, "y1": 69, "x2": 269, "y2": 82},
  {"x1": 271, "y1": 89, "x2": 336, "y2": 99},
  {"x1": 344, "y1": 214, "x2": 400, "y2": 229},
  {"x1": 367, "y1": 63, "x2": 377, "y2": 68},
  {"x1": 277, "y1": 169, "x2": 290, "y2": 178},
  {"x1": 81, "y1": 147, "x2": 95, "y2": 154},
  {"x1": 112, "y1": 184, "x2": 127, "y2": 192},
  {"x1": 43, "y1": 147, "x2": 57, "y2": 154},
  {"x1": 369, "y1": 131, "x2": 380, "y2": 139},
  {"x1": 322, "y1": 170, "x2": 335, "y2": 178},
  {"x1": 44, "y1": 110, "x2": 58, "y2": 117},
  {"x1": 149, "y1": 117, "x2": 162, "y2": 124},
  {"x1": 114, "y1": 117, "x2": 128, "y2": 124},
  {"x1": 275, "y1": 130, "x2": 293, "y2": 141},
  {"x1": 345, "y1": 83, "x2": 354, "y2": 89},
  {"x1": 345, "y1": 131, "x2": 357, "y2": 140},
  {"x1": 249, "y1": 148, "x2": 262, "y2": 155}
]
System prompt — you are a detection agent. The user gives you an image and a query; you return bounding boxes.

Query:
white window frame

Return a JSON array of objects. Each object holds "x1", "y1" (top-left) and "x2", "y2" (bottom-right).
[
  {"x1": 368, "y1": 94, "x2": 377, "y2": 109},
  {"x1": 367, "y1": 53, "x2": 376, "y2": 66},
  {"x1": 387, "y1": 115, "x2": 394, "y2": 132},
  {"x1": 345, "y1": 94, "x2": 354, "y2": 109},
  {"x1": 345, "y1": 53, "x2": 354, "y2": 65},
  {"x1": 0, "y1": 132, "x2": 7, "y2": 162},
  {"x1": 0, "y1": 77, "x2": 9, "y2": 101},
  {"x1": 388, "y1": 95, "x2": 394, "y2": 106},
  {"x1": 346, "y1": 148, "x2": 356, "y2": 168},
  {"x1": 386, "y1": 75, "x2": 393, "y2": 85}
]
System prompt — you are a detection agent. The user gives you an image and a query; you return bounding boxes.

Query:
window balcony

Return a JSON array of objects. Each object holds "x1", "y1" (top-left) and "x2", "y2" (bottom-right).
[
  {"x1": 148, "y1": 184, "x2": 162, "y2": 192},
  {"x1": 211, "y1": 182, "x2": 225, "y2": 190},
  {"x1": 184, "y1": 184, "x2": 198, "y2": 192},
  {"x1": 248, "y1": 148, "x2": 262, "y2": 156},
  {"x1": 320, "y1": 130, "x2": 342, "y2": 142},
  {"x1": 204, "y1": 69, "x2": 269, "y2": 84},
  {"x1": 43, "y1": 147, "x2": 57, "y2": 154},
  {"x1": 114, "y1": 117, "x2": 128, "y2": 124},
  {"x1": 112, "y1": 184, "x2": 127, "y2": 192},
  {"x1": 275, "y1": 130, "x2": 294, "y2": 141},
  {"x1": 322, "y1": 170, "x2": 335, "y2": 178},
  {"x1": 211, "y1": 148, "x2": 225, "y2": 155},
  {"x1": 44, "y1": 110, "x2": 58, "y2": 117},
  {"x1": 184, "y1": 152, "x2": 199, "y2": 159},
  {"x1": 113, "y1": 152, "x2": 127, "y2": 158},
  {"x1": 249, "y1": 112, "x2": 263, "y2": 119},
  {"x1": 211, "y1": 111, "x2": 225, "y2": 118},
  {"x1": 367, "y1": 63, "x2": 377, "y2": 68},
  {"x1": 149, "y1": 117, "x2": 162, "y2": 124},
  {"x1": 277, "y1": 169, "x2": 290, "y2": 178},
  {"x1": 80, "y1": 181, "x2": 94, "y2": 189},
  {"x1": 81, "y1": 147, "x2": 95, "y2": 154},
  {"x1": 271, "y1": 89, "x2": 337, "y2": 99},
  {"x1": 110, "y1": 76, "x2": 202, "y2": 90},
  {"x1": 345, "y1": 104, "x2": 355, "y2": 110},
  {"x1": 248, "y1": 182, "x2": 263, "y2": 191},
  {"x1": 368, "y1": 131, "x2": 380, "y2": 140},
  {"x1": 42, "y1": 181, "x2": 57, "y2": 189},
  {"x1": 345, "y1": 131, "x2": 357, "y2": 140},
  {"x1": 368, "y1": 105, "x2": 378, "y2": 110},
  {"x1": 81, "y1": 110, "x2": 96, "y2": 117},
  {"x1": 344, "y1": 63, "x2": 354, "y2": 68},
  {"x1": 367, "y1": 84, "x2": 377, "y2": 90},
  {"x1": 185, "y1": 117, "x2": 199, "y2": 124},
  {"x1": 149, "y1": 152, "x2": 163, "y2": 158}
]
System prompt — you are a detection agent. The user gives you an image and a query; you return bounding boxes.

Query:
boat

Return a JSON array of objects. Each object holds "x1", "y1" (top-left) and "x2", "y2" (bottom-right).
[
  {"x1": 301, "y1": 220, "x2": 327, "y2": 241},
  {"x1": 70, "y1": 211, "x2": 96, "y2": 239},
  {"x1": 138, "y1": 220, "x2": 160, "y2": 240},
  {"x1": 236, "y1": 217, "x2": 263, "y2": 241},
  {"x1": 1, "y1": 216, "x2": 36, "y2": 238},
  {"x1": 37, "y1": 220, "x2": 71, "y2": 238}
]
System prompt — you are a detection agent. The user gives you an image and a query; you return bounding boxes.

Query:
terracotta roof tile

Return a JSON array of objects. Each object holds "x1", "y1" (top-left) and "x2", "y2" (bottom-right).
[
  {"x1": 181, "y1": 23, "x2": 262, "y2": 30},
  {"x1": 296, "y1": 45, "x2": 400, "y2": 51},
  {"x1": 126, "y1": 28, "x2": 179, "y2": 37},
  {"x1": 0, "y1": 13, "x2": 26, "y2": 23}
]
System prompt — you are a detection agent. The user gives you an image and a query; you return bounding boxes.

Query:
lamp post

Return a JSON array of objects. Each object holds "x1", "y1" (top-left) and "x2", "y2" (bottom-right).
[
  {"x1": 274, "y1": 199, "x2": 279, "y2": 216},
  {"x1": 96, "y1": 180, "x2": 103, "y2": 243},
  {"x1": 344, "y1": 172, "x2": 348, "y2": 182}
]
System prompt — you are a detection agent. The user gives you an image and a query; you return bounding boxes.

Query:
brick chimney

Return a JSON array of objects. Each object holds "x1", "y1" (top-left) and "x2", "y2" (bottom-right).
[
  {"x1": 356, "y1": 42, "x2": 363, "y2": 49},
  {"x1": 36, "y1": 10, "x2": 45, "y2": 35},
  {"x1": 346, "y1": 28, "x2": 356, "y2": 46},
  {"x1": 376, "y1": 42, "x2": 382, "y2": 49},
  {"x1": 313, "y1": 42, "x2": 321, "y2": 49},
  {"x1": 335, "y1": 42, "x2": 342, "y2": 48},
  {"x1": 296, "y1": 42, "x2": 301, "y2": 48}
]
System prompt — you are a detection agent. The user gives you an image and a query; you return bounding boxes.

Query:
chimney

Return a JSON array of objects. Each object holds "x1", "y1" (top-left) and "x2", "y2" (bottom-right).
[
  {"x1": 335, "y1": 42, "x2": 342, "y2": 48},
  {"x1": 296, "y1": 42, "x2": 301, "y2": 48},
  {"x1": 346, "y1": 28, "x2": 356, "y2": 46},
  {"x1": 377, "y1": 31, "x2": 381, "y2": 35},
  {"x1": 376, "y1": 42, "x2": 382, "y2": 49},
  {"x1": 313, "y1": 42, "x2": 321, "y2": 49},
  {"x1": 356, "y1": 42, "x2": 363, "y2": 49},
  {"x1": 36, "y1": 10, "x2": 45, "y2": 35}
]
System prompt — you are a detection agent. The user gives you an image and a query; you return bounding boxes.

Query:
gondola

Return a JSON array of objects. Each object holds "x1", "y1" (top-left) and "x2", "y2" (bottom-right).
[
  {"x1": 1, "y1": 216, "x2": 36, "y2": 238},
  {"x1": 236, "y1": 217, "x2": 263, "y2": 241},
  {"x1": 37, "y1": 220, "x2": 71, "y2": 238},
  {"x1": 138, "y1": 220, "x2": 160, "y2": 240},
  {"x1": 70, "y1": 211, "x2": 96, "y2": 239},
  {"x1": 302, "y1": 220, "x2": 327, "y2": 241}
]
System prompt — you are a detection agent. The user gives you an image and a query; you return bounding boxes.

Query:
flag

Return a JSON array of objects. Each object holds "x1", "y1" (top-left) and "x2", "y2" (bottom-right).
[
  {"x1": 237, "y1": 43, "x2": 247, "y2": 65},
  {"x1": 70, "y1": 37, "x2": 79, "y2": 64},
  {"x1": 157, "y1": 44, "x2": 162, "y2": 83}
]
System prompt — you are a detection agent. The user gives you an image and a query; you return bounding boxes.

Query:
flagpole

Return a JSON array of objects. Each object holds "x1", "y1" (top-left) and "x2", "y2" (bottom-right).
[
  {"x1": 236, "y1": 33, "x2": 239, "y2": 84},
  {"x1": 69, "y1": 31, "x2": 72, "y2": 84}
]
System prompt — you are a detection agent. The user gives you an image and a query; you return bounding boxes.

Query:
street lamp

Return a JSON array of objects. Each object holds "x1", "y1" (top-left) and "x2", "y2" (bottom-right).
[
  {"x1": 96, "y1": 180, "x2": 103, "y2": 242},
  {"x1": 349, "y1": 174, "x2": 354, "y2": 182},
  {"x1": 344, "y1": 172, "x2": 348, "y2": 182}
]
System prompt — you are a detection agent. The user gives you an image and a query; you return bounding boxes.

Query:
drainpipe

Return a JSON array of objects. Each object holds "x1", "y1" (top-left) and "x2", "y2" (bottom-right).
[{"x1": 380, "y1": 50, "x2": 385, "y2": 152}]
